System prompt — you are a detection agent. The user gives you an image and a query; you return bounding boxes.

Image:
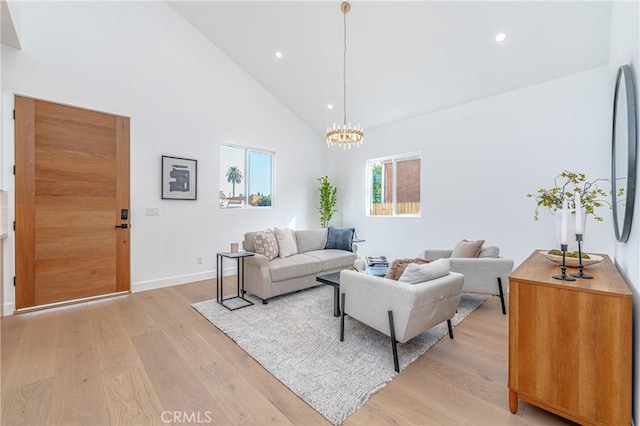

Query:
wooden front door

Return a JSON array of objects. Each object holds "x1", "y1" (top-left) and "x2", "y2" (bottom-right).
[{"x1": 14, "y1": 96, "x2": 130, "y2": 310}]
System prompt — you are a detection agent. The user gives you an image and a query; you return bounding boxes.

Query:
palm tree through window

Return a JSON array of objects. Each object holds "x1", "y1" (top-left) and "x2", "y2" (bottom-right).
[{"x1": 220, "y1": 144, "x2": 273, "y2": 208}]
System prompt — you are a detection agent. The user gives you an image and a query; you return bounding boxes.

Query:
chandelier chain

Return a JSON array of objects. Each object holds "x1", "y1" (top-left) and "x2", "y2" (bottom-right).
[{"x1": 343, "y1": 7, "x2": 347, "y2": 126}]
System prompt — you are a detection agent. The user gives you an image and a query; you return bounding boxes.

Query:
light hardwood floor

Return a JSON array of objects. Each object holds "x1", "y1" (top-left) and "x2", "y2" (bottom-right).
[{"x1": 1, "y1": 280, "x2": 575, "y2": 425}]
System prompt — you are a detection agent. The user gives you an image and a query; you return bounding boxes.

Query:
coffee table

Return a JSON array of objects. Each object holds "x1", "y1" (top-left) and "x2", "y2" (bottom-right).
[{"x1": 315, "y1": 272, "x2": 341, "y2": 317}]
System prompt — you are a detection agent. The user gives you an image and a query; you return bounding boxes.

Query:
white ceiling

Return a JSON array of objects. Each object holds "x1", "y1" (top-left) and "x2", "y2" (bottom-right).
[
  {"x1": 1, "y1": 0, "x2": 21, "y2": 49},
  {"x1": 168, "y1": 1, "x2": 613, "y2": 136}
]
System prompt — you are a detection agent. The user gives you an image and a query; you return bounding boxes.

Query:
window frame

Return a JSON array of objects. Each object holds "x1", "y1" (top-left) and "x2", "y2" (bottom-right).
[
  {"x1": 366, "y1": 151, "x2": 421, "y2": 217},
  {"x1": 219, "y1": 143, "x2": 274, "y2": 209}
]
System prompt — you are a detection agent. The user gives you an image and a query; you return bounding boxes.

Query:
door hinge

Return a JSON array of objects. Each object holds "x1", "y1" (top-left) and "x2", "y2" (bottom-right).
[
  {"x1": 13, "y1": 221, "x2": 15, "y2": 231},
  {"x1": 13, "y1": 165, "x2": 15, "y2": 175},
  {"x1": 13, "y1": 110, "x2": 15, "y2": 120},
  {"x1": 13, "y1": 277, "x2": 15, "y2": 287}
]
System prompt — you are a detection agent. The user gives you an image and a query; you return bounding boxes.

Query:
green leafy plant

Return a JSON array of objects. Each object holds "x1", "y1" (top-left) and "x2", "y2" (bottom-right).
[
  {"x1": 526, "y1": 171, "x2": 612, "y2": 222},
  {"x1": 317, "y1": 176, "x2": 338, "y2": 227},
  {"x1": 256, "y1": 194, "x2": 271, "y2": 206},
  {"x1": 371, "y1": 164, "x2": 382, "y2": 203}
]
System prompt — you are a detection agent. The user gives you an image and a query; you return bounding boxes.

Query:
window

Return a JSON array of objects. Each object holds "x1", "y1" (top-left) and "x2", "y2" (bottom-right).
[
  {"x1": 220, "y1": 144, "x2": 273, "y2": 208},
  {"x1": 367, "y1": 152, "x2": 421, "y2": 216}
]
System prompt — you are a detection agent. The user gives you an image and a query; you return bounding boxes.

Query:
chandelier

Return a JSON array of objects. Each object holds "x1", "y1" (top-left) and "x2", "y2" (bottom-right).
[{"x1": 326, "y1": 1, "x2": 364, "y2": 149}]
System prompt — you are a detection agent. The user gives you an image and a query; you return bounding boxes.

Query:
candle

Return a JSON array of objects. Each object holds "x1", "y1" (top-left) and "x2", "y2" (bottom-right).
[
  {"x1": 560, "y1": 199, "x2": 568, "y2": 245},
  {"x1": 575, "y1": 192, "x2": 583, "y2": 235}
]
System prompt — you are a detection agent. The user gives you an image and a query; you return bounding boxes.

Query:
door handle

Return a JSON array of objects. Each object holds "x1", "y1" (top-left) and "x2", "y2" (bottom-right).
[{"x1": 115, "y1": 224, "x2": 128, "y2": 229}]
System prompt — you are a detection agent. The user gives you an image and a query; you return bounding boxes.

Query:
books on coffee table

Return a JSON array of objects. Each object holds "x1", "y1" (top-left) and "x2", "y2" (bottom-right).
[{"x1": 366, "y1": 255, "x2": 388, "y2": 266}]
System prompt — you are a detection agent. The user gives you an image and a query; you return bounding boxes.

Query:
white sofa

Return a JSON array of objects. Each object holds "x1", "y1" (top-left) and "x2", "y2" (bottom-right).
[
  {"x1": 424, "y1": 247, "x2": 514, "y2": 314},
  {"x1": 243, "y1": 228, "x2": 357, "y2": 303},
  {"x1": 339, "y1": 268, "x2": 464, "y2": 372}
]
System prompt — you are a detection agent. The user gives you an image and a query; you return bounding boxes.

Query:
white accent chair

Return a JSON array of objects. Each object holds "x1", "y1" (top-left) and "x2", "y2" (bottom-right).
[
  {"x1": 339, "y1": 269, "x2": 464, "y2": 372},
  {"x1": 424, "y1": 247, "x2": 514, "y2": 315}
]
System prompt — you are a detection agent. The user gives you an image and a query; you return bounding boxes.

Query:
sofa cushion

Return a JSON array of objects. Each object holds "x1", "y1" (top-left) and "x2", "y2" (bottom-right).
[
  {"x1": 254, "y1": 231, "x2": 279, "y2": 261},
  {"x1": 451, "y1": 239, "x2": 485, "y2": 258},
  {"x1": 305, "y1": 249, "x2": 357, "y2": 271},
  {"x1": 269, "y1": 254, "x2": 322, "y2": 282},
  {"x1": 275, "y1": 227, "x2": 298, "y2": 258},
  {"x1": 325, "y1": 227, "x2": 355, "y2": 251},
  {"x1": 399, "y1": 259, "x2": 450, "y2": 284},
  {"x1": 295, "y1": 229, "x2": 327, "y2": 253},
  {"x1": 385, "y1": 258, "x2": 432, "y2": 280},
  {"x1": 478, "y1": 245, "x2": 500, "y2": 258}
]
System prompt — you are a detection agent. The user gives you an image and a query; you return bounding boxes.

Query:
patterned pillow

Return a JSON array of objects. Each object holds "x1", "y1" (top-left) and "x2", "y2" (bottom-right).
[
  {"x1": 385, "y1": 257, "x2": 432, "y2": 280},
  {"x1": 254, "y1": 231, "x2": 279, "y2": 261}
]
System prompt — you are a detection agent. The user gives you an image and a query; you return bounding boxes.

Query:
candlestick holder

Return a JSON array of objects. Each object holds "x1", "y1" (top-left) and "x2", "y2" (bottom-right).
[
  {"x1": 570, "y1": 234, "x2": 593, "y2": 279},
  {"x1": 552, "y1": 244, "x2": 576, "y2": 281}
]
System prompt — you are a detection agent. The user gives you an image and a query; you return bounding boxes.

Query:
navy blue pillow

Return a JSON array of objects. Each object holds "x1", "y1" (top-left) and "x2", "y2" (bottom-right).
[{"x1": 325, "y1": 227, "x2": 355, "y2": 251}]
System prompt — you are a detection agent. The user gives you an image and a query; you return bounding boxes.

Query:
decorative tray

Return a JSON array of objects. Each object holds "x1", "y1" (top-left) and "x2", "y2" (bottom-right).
[{"x1": 540, "y1": 250, "x2": 604, "y2": 268}]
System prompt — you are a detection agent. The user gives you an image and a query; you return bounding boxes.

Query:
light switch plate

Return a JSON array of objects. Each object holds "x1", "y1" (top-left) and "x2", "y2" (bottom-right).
[{"x1": 145, "y1": 207, "x2": 160, "y2": 216}]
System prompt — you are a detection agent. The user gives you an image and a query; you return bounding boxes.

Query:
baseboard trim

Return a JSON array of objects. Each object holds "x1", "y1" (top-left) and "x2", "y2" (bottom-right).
[
  {"x1": 131, "y1": 266, "x2": 236, "y2": 293},
  {"x1": 3, "y1": 302, "x2": 14, "y2": 317},
  {"x1": 2, "y1": 268, "x2": 236, "y2": 315}
]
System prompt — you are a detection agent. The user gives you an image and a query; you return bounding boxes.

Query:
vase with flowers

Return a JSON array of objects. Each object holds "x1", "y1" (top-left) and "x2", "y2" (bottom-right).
[
  {"x1": 526, "y1": 171, "x2": 611, "y2": 254},
  {"x1": 526, "y1": 171, "x2": 610, "y2": 222}
]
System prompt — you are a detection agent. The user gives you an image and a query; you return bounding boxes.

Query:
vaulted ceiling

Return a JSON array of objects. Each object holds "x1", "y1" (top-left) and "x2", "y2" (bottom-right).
[{"x1": 168, "y1": 1, "x2": 613, "y2": 136}]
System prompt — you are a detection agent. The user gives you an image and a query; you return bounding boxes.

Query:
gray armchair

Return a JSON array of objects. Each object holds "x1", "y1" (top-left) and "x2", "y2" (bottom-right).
[
  {"x1": 339, "y1": 269, "x2": 464, "y2": 372},
  {"x1": 424, "y1": 247, "x2": 514, "y2": 314}
]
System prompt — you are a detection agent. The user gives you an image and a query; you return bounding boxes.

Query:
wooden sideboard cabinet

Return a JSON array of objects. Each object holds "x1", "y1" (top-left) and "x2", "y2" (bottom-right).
[{"x1": 508, "y1": 250, "x2": 632, "y2": 425}]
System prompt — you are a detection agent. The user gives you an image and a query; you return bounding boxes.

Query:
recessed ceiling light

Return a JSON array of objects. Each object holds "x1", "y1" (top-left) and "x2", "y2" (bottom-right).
[
  {"x1": 495, "y1": 32, "x2": 507, "y2": 42},
  {"x1": 275, "y1": 51, "x2": 283, "y2": 59},
  {"x1": 327, "y1": 104, "x2": 334, "y2": 110}
]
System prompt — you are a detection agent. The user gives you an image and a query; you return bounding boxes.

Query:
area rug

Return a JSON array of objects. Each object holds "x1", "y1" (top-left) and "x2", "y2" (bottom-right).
[{"x1": 193, "y1": 285, "x2": 486, "y2": 425}]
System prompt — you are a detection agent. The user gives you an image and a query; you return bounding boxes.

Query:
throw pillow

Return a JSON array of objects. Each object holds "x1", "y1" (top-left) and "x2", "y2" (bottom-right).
[
  {"x1": 254, "y1": 231, "x2": 279, "y2": 261},
  {"x1": 451, "y1": 239, "x2": 485, "y2": 258},
  {"x1": 399, "y1": 258, "x2": 450, "y2": 284},
  {"x1": 324, "y1": 227, "x2": 355, "y2": 251},
  {"x1": 385, "y1": 257, "x2": 432, "y2": 280},
  {"x1": 274, "y1": 227, "x2": 298, "y2": 258}
]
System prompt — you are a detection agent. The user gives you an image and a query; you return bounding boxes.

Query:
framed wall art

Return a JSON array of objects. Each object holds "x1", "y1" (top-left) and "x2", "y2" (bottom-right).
[{"x1": 162, "y1": 156, "x2": 197, "y2": 200}]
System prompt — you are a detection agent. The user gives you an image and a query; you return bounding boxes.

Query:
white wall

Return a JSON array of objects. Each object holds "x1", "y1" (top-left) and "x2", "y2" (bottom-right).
[
  {"x1": 328, "y1": 67, "x2": 614, "y2": 266},
  {"x1": 1, "y1": 1, "x2": 325, "y2": 314},
  {"x1": 609, "y1": 0, "x2": 640, "y2": 421}
]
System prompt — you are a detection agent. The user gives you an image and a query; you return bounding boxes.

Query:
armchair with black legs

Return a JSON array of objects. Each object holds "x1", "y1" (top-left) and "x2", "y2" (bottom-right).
[
  {"x1": 424, "y1": 245, "x2": 513, "y2": 314},
  {"x1": 339, "y1": 263, "x2": 464, "y2": 373}
]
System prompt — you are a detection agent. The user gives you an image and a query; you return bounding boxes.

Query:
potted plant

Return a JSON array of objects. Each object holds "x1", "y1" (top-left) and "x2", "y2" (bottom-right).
[
  {"x1": 317, "y1": 176, "x2": 337, "y2": 227},
  {"x1": 526, "y1": 171, "x2": 611, "y2": 222}
]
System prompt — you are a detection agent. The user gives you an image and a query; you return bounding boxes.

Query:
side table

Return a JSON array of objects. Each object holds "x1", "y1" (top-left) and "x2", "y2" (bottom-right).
[{"x1": 216, "y1": 251, "x2": 255, "y2": 311}]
